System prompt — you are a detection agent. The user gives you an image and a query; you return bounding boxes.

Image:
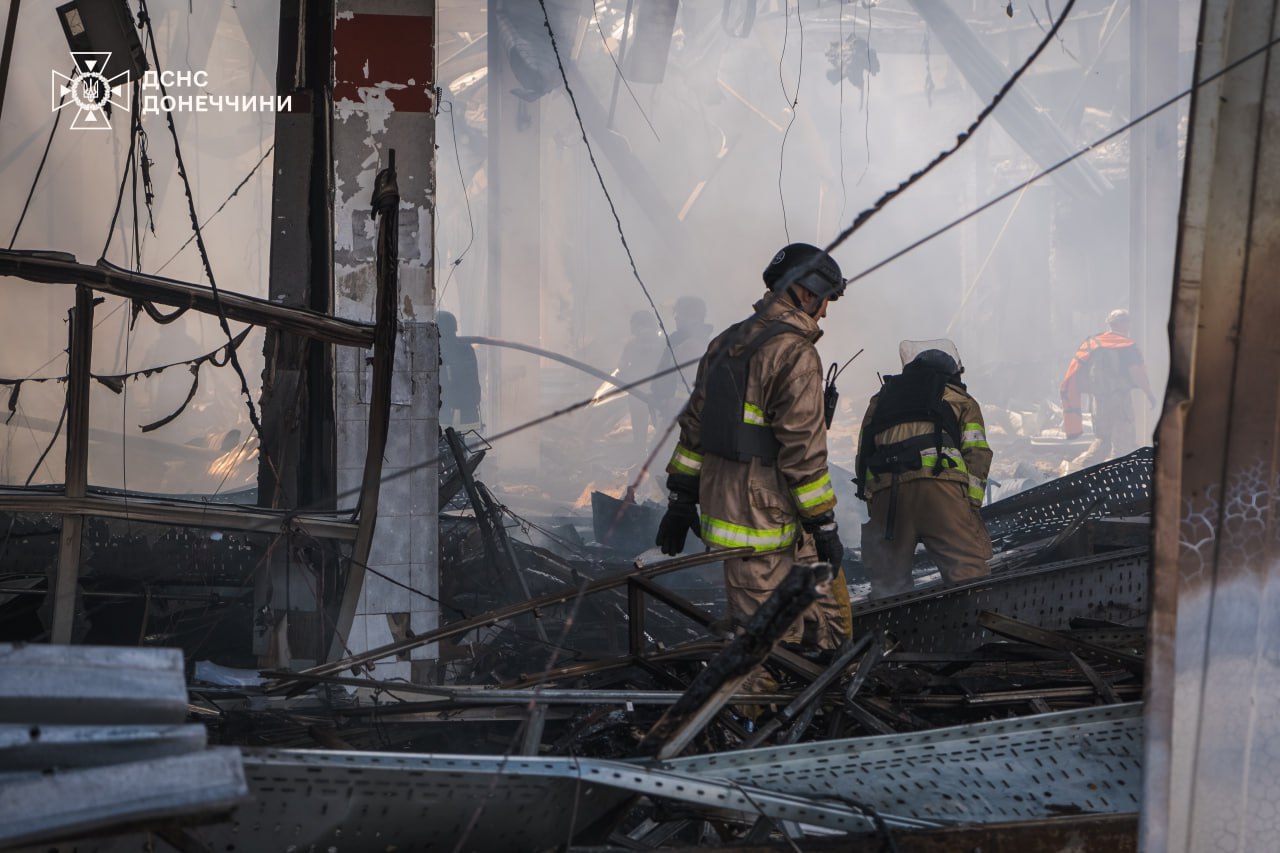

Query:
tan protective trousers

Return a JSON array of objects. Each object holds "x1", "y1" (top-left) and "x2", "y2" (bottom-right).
[
  {"x1": 1072, "y1": 390, "x2": 1137, "y2": 470},
  {"x1": 724, "y1": 531, "x2": 853, "y2": 650},
  {"x1": 861, "y1": 478, "x2": 992, "y2": 599}
]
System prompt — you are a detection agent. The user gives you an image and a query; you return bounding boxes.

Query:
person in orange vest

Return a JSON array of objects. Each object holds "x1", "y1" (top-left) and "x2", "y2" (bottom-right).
[{"x1": 1059, "y1": 309, "x2": 1157, "y2": 470}]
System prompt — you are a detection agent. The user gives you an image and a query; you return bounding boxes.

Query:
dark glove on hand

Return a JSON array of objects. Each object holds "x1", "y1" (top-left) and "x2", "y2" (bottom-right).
[
  {"x1": 803, "y1": 513, "x2": 843, "y2": 572},
  {"x1": 656, "y1": 496, "x2": 700, "y2": 556}
]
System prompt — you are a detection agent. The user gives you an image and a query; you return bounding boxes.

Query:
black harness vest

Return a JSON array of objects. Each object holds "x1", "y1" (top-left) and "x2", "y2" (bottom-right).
[
  {"x1": 855, "y1": 369, "x2": 964, "y2": 539},
  {"x1": 700, "y1": 320, "x2": 805, "y2": 466}
]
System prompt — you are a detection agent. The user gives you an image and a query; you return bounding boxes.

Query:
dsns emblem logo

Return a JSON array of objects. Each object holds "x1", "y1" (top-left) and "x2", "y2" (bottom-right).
[{"x1": 52, "y1": 52, "x2": 131, "y2": 130}]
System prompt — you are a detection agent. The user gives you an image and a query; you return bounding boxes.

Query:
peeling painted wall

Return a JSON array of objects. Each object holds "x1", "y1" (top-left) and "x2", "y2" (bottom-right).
[{"x1": 332, "y1": 0, "x2": 438, "y2": 680}]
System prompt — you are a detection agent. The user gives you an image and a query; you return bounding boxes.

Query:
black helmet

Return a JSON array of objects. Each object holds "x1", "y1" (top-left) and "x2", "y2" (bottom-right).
[
  {"x1": 907, "y1": 348, "x2": 960, "y2": 377},
  {"x1": 762, "y1": 243, "x2": 846, "y2": 301}
]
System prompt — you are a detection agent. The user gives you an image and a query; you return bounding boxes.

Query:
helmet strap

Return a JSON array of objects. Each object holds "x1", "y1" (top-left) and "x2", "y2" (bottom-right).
[{"x1": 788, "y1": 284, "x2": 824, "y2": 317}]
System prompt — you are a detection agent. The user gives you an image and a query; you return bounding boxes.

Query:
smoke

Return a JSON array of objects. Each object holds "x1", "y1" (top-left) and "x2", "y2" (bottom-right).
[
  {"x1": 0, "y1": 0, "x2": 1201, "y2": 506},
  {"x1": 435, "y1": 0, "x2": 1199, "y2": 512}
]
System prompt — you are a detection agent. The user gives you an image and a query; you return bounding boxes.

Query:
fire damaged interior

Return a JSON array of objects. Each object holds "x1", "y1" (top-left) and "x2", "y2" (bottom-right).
[{"x1": 3, "y1": 0, "x2": 1280, "y2": 851}]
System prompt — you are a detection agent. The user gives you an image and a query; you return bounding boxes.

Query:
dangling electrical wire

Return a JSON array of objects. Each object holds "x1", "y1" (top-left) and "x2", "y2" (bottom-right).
[
  {"x1": 589, "y1": 0, "x2": 661, "y2": 141},
  {"x1": 837, "y1": 0, "x2": 847, "y2": 223},
  {"x1": 136, "y1": 0, "x2": 269, "y2": 452},
  {"x1": 824, "y1": 0, "x2": 1079, "y2": 253},
  {"x1": 536, "y1": 0, "x2": 689, "y2": 393},
  {"x1": 7, "y1": 85, "x2": 67, "y2": 250},
  {"x1": 855, "y1": 0, "x2": 874, "y2": 187},
  {"x1": 844, "y1": 30, "x2": 1280, "y2": 284},
  {"x1": 436, "y1": 99, "x2": 475, "y2": 305},
  {"x1": 776, "y1": 0, "x2": 805, "y2": 241},
  {"x1": 99, "y1": 81, "x2": 142, "y2": 262},
  {"x1": 152, "y1": 144, "x2": 274, "y2": 276}
]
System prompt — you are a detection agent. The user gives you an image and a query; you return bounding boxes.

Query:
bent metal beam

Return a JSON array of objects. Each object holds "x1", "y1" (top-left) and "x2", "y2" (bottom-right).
[{"x1": 0, "y1": 250, "x2": 375, "y2": 348}]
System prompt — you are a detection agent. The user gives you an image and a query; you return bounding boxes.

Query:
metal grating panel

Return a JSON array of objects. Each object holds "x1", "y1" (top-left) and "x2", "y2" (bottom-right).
[
  {"x1": 662, "y1": 703, "x2": 1145, "y2": 824},
  {"x1": 38, "y1": 751, "x2": 893, "y2": 851},
  {"x1": 221, "y1": 752, "x2": 630, "y2": 852},
  {"x1": 982, "y1": 448, "x2": 1153, "y2": 551},
  {"x1": 850, "y1": 548, "x2": 1148, "y2": 653}
]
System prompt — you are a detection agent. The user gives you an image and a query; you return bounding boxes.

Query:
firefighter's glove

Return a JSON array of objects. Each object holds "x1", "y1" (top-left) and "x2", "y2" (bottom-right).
[
  {"x1": 656, "y1": 494, "x2": 701, "y2": 556},
  {"x1": 803, "y1": 513, "x2": 843, "y2": 572}
]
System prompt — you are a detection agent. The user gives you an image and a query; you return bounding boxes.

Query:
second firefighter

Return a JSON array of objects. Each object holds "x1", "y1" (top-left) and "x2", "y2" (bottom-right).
[{"x1": 855, "y1": 341, "x2": 993, "y2": 599}]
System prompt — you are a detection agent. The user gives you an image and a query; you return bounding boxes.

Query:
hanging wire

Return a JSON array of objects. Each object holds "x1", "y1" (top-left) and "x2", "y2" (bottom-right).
[
  {"x1": 823, "y1": 0, "x2": 1080, "y2": 252},
  {"x1": 153, "y1": 144, "x2": 275, "y2": 275},
  {"x1": 845, "y1": 31, "x2": 1280, "y2": 285},
  {"x1": 837, "y1": 0, "x2": 847, "y2": 222},
  {"x1": 775, "y1": 0, "x2": 805, "y2": 241},
  {"x1": 589, "y1": 0, "x2": 661, "y2": 141},
  {"x1": 136, "y1": 0, "x2": 270, "y2": 462},
  {"x1": 7, "y1": 86, "x2": 66, "y2": 249},
  {"x1": 436, "y1": 99, "x2": 476, "y2": 305},
  {"x1": 99, "y1": 81, "x2": 142, "y2": 262},
  {"x1": 855, "y1": 0, "x2": 874, "y2": 187},
  {"x1": 536, "y1": 0, "x2": 690, "y2": 394}
]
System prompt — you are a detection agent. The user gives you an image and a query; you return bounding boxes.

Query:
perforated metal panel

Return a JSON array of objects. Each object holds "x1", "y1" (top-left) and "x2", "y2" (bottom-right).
[
  {"x1": 663, "y1": 703, "x2": 1145, "y2": 824},
  {"x1": 850, "y1": 548, "x2": 1148, "y2": 653},
  {"x1": 30, "y1": 749, "x2": 886, "y2": 851},
  {"x1": 214, "y1": 751, "x2": 630, "y2": 852},
  {"x1": 982, "y1": 447, "x2": 1153, "y2": 551}
]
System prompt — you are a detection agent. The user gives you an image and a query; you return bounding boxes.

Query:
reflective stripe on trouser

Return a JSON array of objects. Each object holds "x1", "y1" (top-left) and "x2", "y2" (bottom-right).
[
  {"x1": 701, "y1": 515, "x2": 797, "y2": 552},
  {"x1": 860, "y1": 478, "x2": 992, "y2": 599},
  {"x1": 723, "y1": 533, "x2": 852, "y2": 650}
]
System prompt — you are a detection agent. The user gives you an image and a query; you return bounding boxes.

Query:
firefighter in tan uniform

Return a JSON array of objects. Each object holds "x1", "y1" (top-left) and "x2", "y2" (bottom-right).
[
  {"x1": 655, "y1": 243, "x2": 853, "y2": 653},
  {"x1": 855, "y1": 343, "x2": 993, "y2": 599}
]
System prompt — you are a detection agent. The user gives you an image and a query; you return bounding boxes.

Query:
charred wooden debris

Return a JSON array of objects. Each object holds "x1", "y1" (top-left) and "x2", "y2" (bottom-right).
[
  {"x1": 199, "y1": 447, "x2": 1150, "y2": 756},
  {"x1": 0, "y1": 448, "x2": 1151, "y2": 850}
]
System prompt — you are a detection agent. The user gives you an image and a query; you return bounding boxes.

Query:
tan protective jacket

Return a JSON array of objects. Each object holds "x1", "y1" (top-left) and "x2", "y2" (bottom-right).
[
  {"x1": 858, "y1": 383, "x2": 992, "y2": 505},
  {"x1": 666, "y1": 295, "x2": 837, "y2": 551}
]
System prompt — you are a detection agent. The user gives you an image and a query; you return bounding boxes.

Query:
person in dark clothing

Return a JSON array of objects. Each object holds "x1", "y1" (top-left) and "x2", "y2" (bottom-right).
[
  {"x1": 618, "y1": 310, "x2": 666, "y2": 453},
  {"x1": 653, "y1": 296, "x2": 715, "y2": 423},
  {"x1": 437, "y1": 310, "x2": 482, "y2": 433}
]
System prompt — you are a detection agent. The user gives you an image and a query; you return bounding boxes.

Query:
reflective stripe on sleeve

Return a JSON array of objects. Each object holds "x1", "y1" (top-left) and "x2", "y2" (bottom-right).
[
  {"x1": 743, "y1": 403, "x2": 768, "y2": 426},
  {"x1": 961, "y1": 422, "x2": 990, "y2": 449},
  {"x1": 700, "y1": 515, "x2": 797, "y2": 552},
  {"x1": 791, "y1": 472, "x2": 836, "y2": 511},
  {"x1": 668, "y1": 443, "x2": 703, "y2": 476}
]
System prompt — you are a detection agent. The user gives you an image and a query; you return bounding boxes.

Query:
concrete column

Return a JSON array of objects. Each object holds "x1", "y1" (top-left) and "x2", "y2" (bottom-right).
[{"x1": 332, "y1": 0, "x2": 437, "y2": 681}]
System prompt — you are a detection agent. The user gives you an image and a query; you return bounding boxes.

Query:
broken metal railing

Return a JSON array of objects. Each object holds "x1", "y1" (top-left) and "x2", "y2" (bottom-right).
[
  {"x1": 263, "y1": 546, "x2": 756, "y2": 693},
  {"x1": 0, "y1": 180, "x2": 388, "y2": 646}
]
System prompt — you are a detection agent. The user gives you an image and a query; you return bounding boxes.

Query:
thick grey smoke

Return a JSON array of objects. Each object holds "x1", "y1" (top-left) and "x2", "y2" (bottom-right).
[{"x1": 435, "y1": 0, "x2": 1198, "y2": 516}]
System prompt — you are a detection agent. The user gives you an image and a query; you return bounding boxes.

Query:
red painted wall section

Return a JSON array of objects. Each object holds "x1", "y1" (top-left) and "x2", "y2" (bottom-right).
[{"x1": 334, "y1": 14, "x2": 434, "y2": 113}]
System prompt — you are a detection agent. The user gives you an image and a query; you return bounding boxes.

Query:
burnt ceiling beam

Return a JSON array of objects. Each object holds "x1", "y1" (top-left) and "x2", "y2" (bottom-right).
[{"x1": 0, "y1": 251, "x2": 374, "y2": 347}]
